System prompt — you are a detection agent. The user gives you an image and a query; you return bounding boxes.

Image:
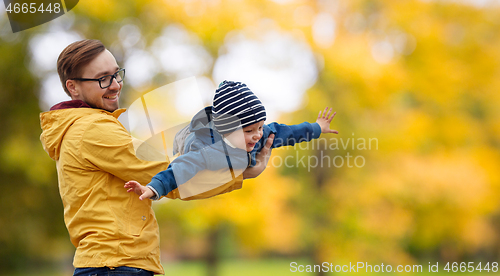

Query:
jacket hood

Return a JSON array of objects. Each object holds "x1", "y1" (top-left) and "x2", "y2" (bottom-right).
[
  {"x1": 40, "y1": 100, "x2": 125, "y2": 160},
  {"x1": 189, "y1": 106, "x2": 214, "y2": 132},
  {"x1": 188, "y1": 106, "x2": 220, "y2": 144},
  {"x1": 178, "y1": 106, "x2": 224, "y2": 153}
]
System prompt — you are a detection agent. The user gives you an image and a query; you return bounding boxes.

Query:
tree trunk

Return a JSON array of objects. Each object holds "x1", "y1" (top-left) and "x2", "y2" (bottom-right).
[{"x1": 206, "y1": 226, "x2": 220, "y2": 276}]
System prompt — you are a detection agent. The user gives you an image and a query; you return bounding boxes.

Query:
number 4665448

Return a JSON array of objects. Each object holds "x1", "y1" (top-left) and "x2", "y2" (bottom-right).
[
  {"x1": 5, "y1": 2, "x2": 62, "y2": 14},
  {"x1": 444, "y1": 262, "x2": 498, "y2": 273}
]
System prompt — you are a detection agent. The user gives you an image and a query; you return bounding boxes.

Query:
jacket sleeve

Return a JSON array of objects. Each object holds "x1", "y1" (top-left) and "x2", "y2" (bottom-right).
[
  {"x1": 80, "y1": 117, "x2": 169, "y2": 185},
  {"x1": 146, "y1": 140, "x2": 248, "y2": 199},
  {"x1": 248, "y1": 122, "x2": 322, "y2": 167},
  {"x1": 163, "y1": 173, "x2": 244, "y2": 201},
  {"x1": 267, "y1": 122, "x2": 322, "y2": 148}
]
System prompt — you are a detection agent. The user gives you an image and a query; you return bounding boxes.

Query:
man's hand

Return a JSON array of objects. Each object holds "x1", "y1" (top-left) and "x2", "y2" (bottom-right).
[
  {"x1": 124, "y1": 180, "x2": 154, "y2": 200},
  {"x1": 316, "y1": 107, "x2": 338, "y2": 134},
  {"x1": 243, "y1": 133, "x2": 275, "y2": 179}
]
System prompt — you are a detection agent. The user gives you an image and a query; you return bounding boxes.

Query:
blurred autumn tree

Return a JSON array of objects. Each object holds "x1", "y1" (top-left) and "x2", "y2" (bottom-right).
[
  {"x1": 1, "y1": 0, "x2": 500, "y2": 275},
  {"x1": 0, "y1": 34, "x2": 69, "y2": 272},
  {"x1": 281, "y1": 0, "x2": 500, "y2": 269}
]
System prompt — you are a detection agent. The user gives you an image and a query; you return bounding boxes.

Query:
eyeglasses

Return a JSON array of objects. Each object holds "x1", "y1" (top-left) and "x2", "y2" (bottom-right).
[{"x1": 71, "y1": 68, "x2": 125, "y2": 89}]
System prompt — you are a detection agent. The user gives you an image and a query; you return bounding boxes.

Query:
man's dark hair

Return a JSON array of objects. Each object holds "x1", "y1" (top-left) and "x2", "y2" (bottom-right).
[{"x1": 57, "y1": 39, "x2": 106, "y2": 96}]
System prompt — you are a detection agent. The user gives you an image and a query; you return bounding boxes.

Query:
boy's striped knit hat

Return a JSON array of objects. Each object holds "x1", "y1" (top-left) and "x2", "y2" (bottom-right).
[{"x1": 212, "y1": 80, "x2": 266, "y2": 134}]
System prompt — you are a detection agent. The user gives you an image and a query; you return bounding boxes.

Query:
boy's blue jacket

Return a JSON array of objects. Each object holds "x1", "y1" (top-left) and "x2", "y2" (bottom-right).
[{"x1": 147, "y1": 107, "x2": 322, "y2": 199}]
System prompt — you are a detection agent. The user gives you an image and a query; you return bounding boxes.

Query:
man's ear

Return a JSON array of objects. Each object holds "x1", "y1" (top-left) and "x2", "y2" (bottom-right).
[{"x1": 66, "y1": 79, "x2": 79, "y2": 99}]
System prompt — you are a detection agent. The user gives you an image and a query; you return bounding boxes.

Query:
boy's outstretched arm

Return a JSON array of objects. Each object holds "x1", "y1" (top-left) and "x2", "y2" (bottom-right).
[
  {"x1": 316, "y1": 107, "x2": 338, "y2": 134},
  {"x1": 261, "y1": 106, "x2": 338, "y2": 150},
  {"x1": 125, "y1": 180, "x2": 155, "y2": 200}
]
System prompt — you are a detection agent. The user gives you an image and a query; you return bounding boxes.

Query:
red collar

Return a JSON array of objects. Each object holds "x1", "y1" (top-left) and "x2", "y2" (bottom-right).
[{"x1": 50, "y1": 100, "x2": 92, "y2": 111}]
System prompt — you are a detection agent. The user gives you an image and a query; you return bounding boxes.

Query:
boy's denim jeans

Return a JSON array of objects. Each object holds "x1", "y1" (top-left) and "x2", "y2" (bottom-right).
[{"x1": 73, "y1": 266, "x2": 154, "y2": 276}]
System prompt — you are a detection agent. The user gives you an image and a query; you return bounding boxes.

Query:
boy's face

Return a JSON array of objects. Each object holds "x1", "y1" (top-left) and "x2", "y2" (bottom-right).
[
  {"x1": 224, "y1": 121, "x2": 265, "y2": 152},
  {"x1": 243, "y1": 121, "x2": 265, "y2": 152}
]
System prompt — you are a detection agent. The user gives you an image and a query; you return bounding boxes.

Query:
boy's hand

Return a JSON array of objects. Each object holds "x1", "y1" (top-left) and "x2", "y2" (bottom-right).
[
  {"x1": 243, "y1": 133, "x2": 274, "y2": 179},
  {"x1": 316, "y1": 107, "x2": 338, "y2": 134},
  {"x1": 124, "y1": 180, "x2": 154, "y2": 200}
]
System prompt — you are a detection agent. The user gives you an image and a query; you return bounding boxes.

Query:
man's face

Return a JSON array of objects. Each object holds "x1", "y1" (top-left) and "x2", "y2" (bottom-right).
[{"x1": 73, "y1": 50, "x2": 122, "y2": 112}]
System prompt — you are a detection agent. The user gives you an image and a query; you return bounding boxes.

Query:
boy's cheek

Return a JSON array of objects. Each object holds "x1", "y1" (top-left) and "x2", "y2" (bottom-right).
[
  {"x1": 226, "y1": 129, "x2": 246, "y2": 149},
  {"x1": 232, "y1": 139, "x2": 246, "y2": 150}
]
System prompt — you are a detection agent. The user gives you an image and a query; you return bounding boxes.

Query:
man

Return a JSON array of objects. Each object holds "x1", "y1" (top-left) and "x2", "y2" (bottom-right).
[{"x1": 40, "y1": 39, "x2": 271, "y2": 275}]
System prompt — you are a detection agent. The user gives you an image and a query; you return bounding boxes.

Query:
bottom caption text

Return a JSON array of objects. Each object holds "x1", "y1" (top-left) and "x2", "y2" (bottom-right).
[{"x1": 290, "y1": 262, "x2": 499, "y2": 273}]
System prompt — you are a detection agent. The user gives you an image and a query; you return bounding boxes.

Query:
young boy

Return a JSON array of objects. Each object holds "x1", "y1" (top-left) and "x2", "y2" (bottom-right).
[{"x1": 125, "y1": 80, "x2": 338, "y2": 200}]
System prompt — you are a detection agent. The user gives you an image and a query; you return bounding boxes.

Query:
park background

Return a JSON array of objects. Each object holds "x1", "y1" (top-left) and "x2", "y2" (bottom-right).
[{"x1": 1, "y1": 0, "x2": 500, "y2": 275}]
